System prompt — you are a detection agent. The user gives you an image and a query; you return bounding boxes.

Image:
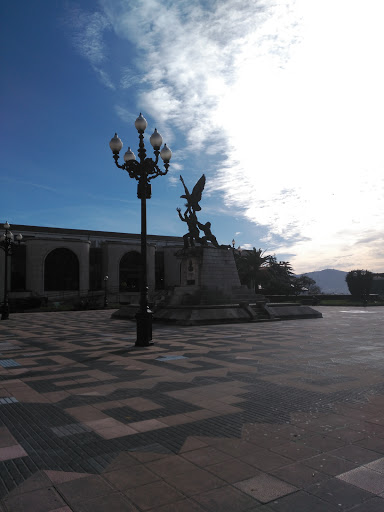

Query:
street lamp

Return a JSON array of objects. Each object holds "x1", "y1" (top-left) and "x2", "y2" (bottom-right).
[
  {"x1": 109, "y1": 113, "x2": 172, "y2": 347},
  {"x1": 103, "y1": 275, "x2": 109, "y2": 309},
  {"x1": 0, "y1": 222, "x2": 22, "y2": 320}
]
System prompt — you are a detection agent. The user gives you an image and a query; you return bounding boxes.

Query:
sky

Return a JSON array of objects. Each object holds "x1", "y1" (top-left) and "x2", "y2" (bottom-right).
[{"x1": 1, "y1": 0, "x2": 384, "y2": 274}]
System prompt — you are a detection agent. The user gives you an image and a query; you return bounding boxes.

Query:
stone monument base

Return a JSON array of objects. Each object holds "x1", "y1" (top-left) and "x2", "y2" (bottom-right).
[
  {"x1": 264, "y1": 303, "x2": 323, "y2": 320},
  {"x1": 111, "y1": 246, "x2": 322, "y2": 324},
  {"x1": 153, "y1": 302, "x2": 258, "y2": 325}
]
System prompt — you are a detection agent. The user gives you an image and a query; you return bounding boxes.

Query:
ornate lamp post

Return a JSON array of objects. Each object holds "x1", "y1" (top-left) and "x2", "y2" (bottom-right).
[
  {"x1": 109, "y1": 113, "x2": 172, "y2": 347},
  {"x1": 1, "y1": 222, "x2": 22, "y2": 320}
]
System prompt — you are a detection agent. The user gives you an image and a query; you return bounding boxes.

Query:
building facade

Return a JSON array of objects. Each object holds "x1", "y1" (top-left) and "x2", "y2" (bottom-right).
[{"x1": 0, "y1": 225, "x2": 184, "y2": 303}]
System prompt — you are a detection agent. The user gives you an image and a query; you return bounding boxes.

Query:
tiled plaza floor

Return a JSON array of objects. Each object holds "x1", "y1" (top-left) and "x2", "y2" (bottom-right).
[{"x1": 0, "y1": 307, "x2": 384, "y2": 511}]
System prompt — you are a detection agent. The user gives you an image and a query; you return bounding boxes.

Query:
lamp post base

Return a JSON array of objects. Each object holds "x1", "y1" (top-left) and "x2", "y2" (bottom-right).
[{"x1": 135, "y1": 309, "x2": 153, "y2": 346}]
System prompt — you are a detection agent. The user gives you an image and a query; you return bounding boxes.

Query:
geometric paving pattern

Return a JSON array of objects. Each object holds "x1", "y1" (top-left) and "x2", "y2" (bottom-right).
[{"x1": 0, "y1": 307, "x2": 384, "y2": 510}]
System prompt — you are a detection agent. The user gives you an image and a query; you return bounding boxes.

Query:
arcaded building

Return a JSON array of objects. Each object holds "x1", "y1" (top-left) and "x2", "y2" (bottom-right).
[{"x1": 0, "y1": 225, "x2": 184, "y2": 303}]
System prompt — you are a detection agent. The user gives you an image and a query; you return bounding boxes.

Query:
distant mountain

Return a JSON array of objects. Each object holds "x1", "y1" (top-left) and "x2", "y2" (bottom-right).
[{"x1": 302, "y1": 269, "x2": 349, "y2": 294}]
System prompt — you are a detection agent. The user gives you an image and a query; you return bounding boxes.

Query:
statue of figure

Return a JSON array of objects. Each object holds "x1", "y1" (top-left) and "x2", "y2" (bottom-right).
[
  {"x1": 177, "y1": 174, "x2": 222, "y2": 249},
  {"x1": 180, "y1": 174, "x2": 206, "y2": 212},
  {"x1": 177, "y1": 207, "x2": 201, "y2": 248},
  {"x1": 197, "y1": 221, "x2": 220, "y2": 248}
]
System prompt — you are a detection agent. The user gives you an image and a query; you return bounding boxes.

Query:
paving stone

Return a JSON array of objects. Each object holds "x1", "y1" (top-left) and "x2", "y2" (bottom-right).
[
  {"x1": 0, "y1": 444, "x2": 27, "y2": 461},
  {"x1": 55, "y1": 475, "x2": 114, "y2": 506},
  {"x1": 240, "y1": 449, "x2": 293, "y2": 471},
  {"x1": 366, "y1": 456, "x2": 384, "y2": 473},
  {"x1": 2, "y1": 486, "x2": 66, "y2": 512},
  {"x1": 193, "y1": 485, "x2": 261, "y2": 511},
  {"x1": 181, "y1": 446, "x2": 233, "y2": 467},
  {"x1": 307, "y1": 477, "x2": 376, "y2": 509},
  {"x1": 355, "y1": 436, "x2": 384, "y2": 453},
  {"x1": 3, "y1": 308, "x2": 384, "y2": 510},
  {"x1": 124, "y1": 480, "x2": 185, "y2": 510},
  {"x1": 268, "y1": 490, "x2": 341, "y2": 511},
  {"x1": 151, "y1": 499, "x2": 206, "y2": 512},
  {"x1": 270, "y1": 441, "x2": 320, "y2": 461},
  {"x1": 270, "y1": 461, "x2": 329, "y2": 488},
  {"x1": 301, "y1": 453, "x2": 359, "y2": 475},
  {"x1": 337, "y1": 466, "x2": 384, "y2": 494},
  {"x1": 346, "y1": 497, "x2": 384, "y2": 511},
  {"x1": 162, "y1": 468, "x2": 226, "y2": 496},
  {"x1": 329, "y1": 445, "x2": 382, "y2": 464},
  {"x1": 67, "y1": 491, "x2": 138, "y2": 512},
  {"x1": 103, "y1": 465, "x2": 160, "y2": 490},
  {"x1": 206, "y1": 458, "x2": 260, "y2": 483},
  {"x1": 145, "y1": 455, "x2": 198, "y2": 477},
  {"x1": 234, "y1": 474, "x2": 297, "y2": 503}
]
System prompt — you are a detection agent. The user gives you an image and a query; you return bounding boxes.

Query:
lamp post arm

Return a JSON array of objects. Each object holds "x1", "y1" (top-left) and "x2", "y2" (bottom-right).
[{"x1": 112, "y1": 154, "x2": 126, "y2": 170}]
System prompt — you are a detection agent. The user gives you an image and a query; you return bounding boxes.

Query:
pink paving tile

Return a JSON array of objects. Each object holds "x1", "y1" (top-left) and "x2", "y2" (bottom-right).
[
  {"x1": 119, "y1": 397, "x2": 163, "y2": 411},
  {"x1": 40, "y1": 391, "x2": 71, "y2": 403},
  {"x1": 128, "y1": 419, "x2": 168, "y2": 432},
  {"x1": 3, "y1": 487, "x2": 67, "y2": 512},
  {"x1": 159, "y1": 413, "x2": 194, "y2": 426},
  {"x1": 179, "y1": 437, "x2": 209, "y2": 453},
  {"x1": 97, "y1": 425, "x2": 138, "y2": 439},
  {"x1": 0, "y1": 444, "x2": 27, "y2": 461},
  {"x1": 92, "y1": 400, "x2": 124, "y2": 410},
  {"x1": 64, "y1": 405, "x2": 106, "y2": 422},
  {"x1": 145, "y1": 455, "x2": 198, "y2": 478},
  {"x1": 129, "y1": 450, "x2": 172, "y2": 463},
  {"x1": 6, "y1": 471, "x2": 52, "y2": 496},
  {"x1": 103, "y1": 464, "x2": 160, "y2": 490},
  {"x1": 11, "y1": 389, "x2": 50, "y2": 403},
  {"x1": 162, "y1": 468, "x2": 226, "y2": 496},
  {"x1": 45, "y1": 470, "x2": 92, "y2": 484},
  {"x1": 181, "y1": 446, "x2": 233, "y2": 467},
  {"x1": 0, "y1": 426, "x2": 17, "y2": 448},
  {"x1": 102, "y1": 452, "x2": 140, "y2": 473},
  {"x1": 124, "y1": 480, "x2": 184, "y2": 510}
]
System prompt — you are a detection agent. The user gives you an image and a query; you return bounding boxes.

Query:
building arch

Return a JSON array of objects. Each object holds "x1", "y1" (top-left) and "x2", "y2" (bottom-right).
[
  {"x1": 119, "y1": 251, "x2": 142, "y2": 292},
  {"x1": 44, "y1": 248, "x2": 79, "y2": 291}
]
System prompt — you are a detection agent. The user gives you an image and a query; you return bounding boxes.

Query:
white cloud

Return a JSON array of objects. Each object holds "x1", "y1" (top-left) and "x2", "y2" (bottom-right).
[
  {"x1": 94, "y1": 0, "x2": 384, "y2": 272},
  {"x1": 64, "y1": 6, "x2": 115, "y2": 89}
]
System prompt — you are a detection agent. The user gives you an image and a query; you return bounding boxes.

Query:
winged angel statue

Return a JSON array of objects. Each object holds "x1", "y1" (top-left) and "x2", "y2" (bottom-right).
[{"x1": 177, "y1": 174, "x2": 220, "y2": 248}]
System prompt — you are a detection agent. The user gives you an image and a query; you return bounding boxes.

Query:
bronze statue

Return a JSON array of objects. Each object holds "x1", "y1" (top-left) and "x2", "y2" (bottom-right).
[
  {"x1": 177, "y1": 174, "x2": 222, "y2": 249},
  {"x1": 180, "y1": 174, "x2": 206, "y2": 212},
  {"x1": 177, "y1": 207, "x2": 201, "y2": 248},
  {"x1": 197, "y1": 221, "x2": 219, "y2": 248}
]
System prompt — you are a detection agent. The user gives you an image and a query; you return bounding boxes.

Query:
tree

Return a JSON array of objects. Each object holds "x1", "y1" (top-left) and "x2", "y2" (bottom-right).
[
  {"x1": 345, "y1": 270, "x2": 373, "y2": 300},
  {"x1": 262, "y1": 256, "x2": 295, "y2": 295},
  {"x1": 289, "y1": 275, "x2": 321, "y2": 296},
  {"x1": 235, "y1": 248, "x2": 269, "y2": 293},
  {"x1": 290, "y1": 276, "x2": 317, "y2": 296}
]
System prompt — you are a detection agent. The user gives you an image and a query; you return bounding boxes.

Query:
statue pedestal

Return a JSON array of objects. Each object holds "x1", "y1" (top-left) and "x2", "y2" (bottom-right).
[
  {"x1": 113, "y1": 245, "x2": 322, "y2": 325},
  {"x1": 153, "y1": 246, "x2": 266, "y2": 325}
]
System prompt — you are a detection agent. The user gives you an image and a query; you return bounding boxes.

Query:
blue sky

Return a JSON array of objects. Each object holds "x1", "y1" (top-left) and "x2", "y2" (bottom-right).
[{"x1": 1, "y1": 0, "x2": 384, "y2": 274}]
